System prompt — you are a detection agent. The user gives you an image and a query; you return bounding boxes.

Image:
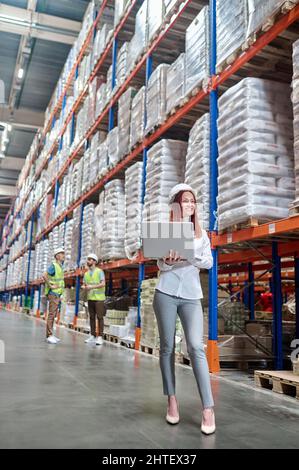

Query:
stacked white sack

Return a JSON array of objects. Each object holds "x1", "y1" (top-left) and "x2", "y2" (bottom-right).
[
  {"x1": 101, "y1": 180, "x2": 126, "y2": 260},
  {"x1": 143, "y1": 139, "x2": 187, "y2": 222},
  {"x1": 292, "y1": 39, "x2": 299, "y2": 203},
  {"x1": 185, "y1": 114, "x2": 210, "y2": 231},
  {"x1": 125, "y1": 162, "x2": 144, "y2": 259},
  {"x1": 217, "y1": 77, "x2": 295, "y2": 231}
]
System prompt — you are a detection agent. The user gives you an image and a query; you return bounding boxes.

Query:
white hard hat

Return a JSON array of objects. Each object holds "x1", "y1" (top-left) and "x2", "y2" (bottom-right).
[
  {"x1": 168, "y1": 184, "x2": 196, "y2": 205},
  {"x1": 54, "y1": 247, "x2": 65, "y2": 257},
  {"x1": 87, "y1": 253, "x2": 98, "y2": 263}
]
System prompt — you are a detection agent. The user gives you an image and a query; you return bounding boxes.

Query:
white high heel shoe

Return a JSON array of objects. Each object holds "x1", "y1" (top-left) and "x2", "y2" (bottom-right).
[
  {"x1": 201, "y1": 409, "x2": 216, "y2": 435},
  {"x1": 166, "y1": 399, "x2": 180, "y2": 425}
]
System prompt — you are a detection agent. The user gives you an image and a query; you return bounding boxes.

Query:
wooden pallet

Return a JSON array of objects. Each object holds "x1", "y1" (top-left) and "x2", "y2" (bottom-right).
[
  {"x1": 219, "y1": 217, "x2": 260, "y2": 235},
  {"x1": 140, "y1": 344, "x2": 159, "y2": 356},
  {"x1": 289, "y1": 200, "x2": 299, "y2": 217},
  {"x1": 255, "y1": 370, "x2": 299, "y2": 399},
  {"x1": 218, "y1": 0, "x2": 299, "y2": 71},
  {"x1": 104, "y1": 333, "x2": 120, "y2": 344}
]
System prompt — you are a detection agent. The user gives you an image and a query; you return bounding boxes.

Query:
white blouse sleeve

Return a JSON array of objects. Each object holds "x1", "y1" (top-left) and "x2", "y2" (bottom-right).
[{"x1": 189, "y1": 231, "x2": 213, "y2": 270}]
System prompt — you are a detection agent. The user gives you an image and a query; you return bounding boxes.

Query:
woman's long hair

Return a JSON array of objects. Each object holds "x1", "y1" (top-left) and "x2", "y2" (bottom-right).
[{"x1": 170, "y1": 190, "x2": 201, "y2": 239}]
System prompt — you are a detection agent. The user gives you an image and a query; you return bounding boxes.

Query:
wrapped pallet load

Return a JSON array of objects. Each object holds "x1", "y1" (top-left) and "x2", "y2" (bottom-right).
[
  {"x1": 130, "y1": 86, "x2": 146, "y2": 149},
  {"x1": 140, "y1": 278, "x2": 160, "y2": 349},
  {"x1": 166, "y1": 53, "x2": 185, "y2": 116},
  {"x1": 216, "y1": 0, "x2": 247, "y2": 72},
  {"x1": 185, "y1": 114, "x2": 210, "y2": 231},
  {"x1": 116, "y1": 42, "x2": 129, "y2": 89},
  {"x1": 125, "y1": 162, "x2": 144, "y2": 259},
  {"x1": 143, "y1": 139, "x2": 187, "y2": 222},
  {"x1": 217, "y1": 78, "x2": 295, "y2": 231},
  {"x1": 185, "y1": 6, "x2": 210, "y2": 96},
  {"x1": 114, "y1": 0, "x2": 130, "y2": 28},
  {"x1": 148, "y1": 0, "x2": 165, "y2": 43},
  {"x1": 64, "y1": 220, "x2": 74, "y2": 272},
  {"x1": 101, "y1": 180, "x2": 126, "y2": 260},
  {"x1": 107, "y1": 126, "x2": 119, "y2": 167},
  {"x1": 94, "y1": 191, "x2": 105, "y2": 261},
  {"x1": 145, "y1": 64, "x2": 169, "y2": 135},
  {"x1": 80, "y1": 204, "x2": 95, "y2": 267},
  {"x1": 247, "y1": 0, "x2": 291, "y2": 38},
  {"x1": 98, "y1": 138, "x2": 108, "y2": 177},
  {"x1": 292, "y1": 39, "x2": 299, "y2": 205},
  {"x1": 118, "y1": 87, "x2": 137, "y2": 160},
  {"x1": 127, "y1": 0, "x2": 149, "y2": 74}
]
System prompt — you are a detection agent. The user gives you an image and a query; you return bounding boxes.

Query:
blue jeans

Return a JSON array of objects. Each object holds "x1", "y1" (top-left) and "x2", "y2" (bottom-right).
[{"x1": 153, "y1": 290, "x2": 214, "y2": 409}]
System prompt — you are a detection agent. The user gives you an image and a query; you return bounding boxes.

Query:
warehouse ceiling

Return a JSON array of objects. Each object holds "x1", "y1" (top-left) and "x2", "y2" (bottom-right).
[{"x1": 0, "y1": 0, "x2": 90, "y2": 224}]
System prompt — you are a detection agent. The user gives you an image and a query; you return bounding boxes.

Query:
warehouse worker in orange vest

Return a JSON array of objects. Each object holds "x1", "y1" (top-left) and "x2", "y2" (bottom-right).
[
  {"x1": 82, "y1": 253, "x2": 106, "y2": 346},
  {"x1": 44, "y1": 247, "x2": 65, "y2": 345}
]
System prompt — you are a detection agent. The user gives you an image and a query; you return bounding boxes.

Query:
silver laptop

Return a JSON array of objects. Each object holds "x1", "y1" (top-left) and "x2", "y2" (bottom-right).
[{"x1": 142, "y1": 222, "x2": 195, "y2": 260}]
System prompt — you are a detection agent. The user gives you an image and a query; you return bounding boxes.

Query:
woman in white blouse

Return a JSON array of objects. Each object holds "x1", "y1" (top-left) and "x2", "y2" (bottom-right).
[{"x1": 153, "y1": 184, "x2": 216, "y2": 435}]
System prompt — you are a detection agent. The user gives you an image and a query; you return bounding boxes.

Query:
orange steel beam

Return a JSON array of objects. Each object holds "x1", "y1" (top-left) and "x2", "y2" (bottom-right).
[
  {"x1": 218, "y1": 240, "x2": 299, "y2": 264},
  {"x1": 219, "y1": 273, "x2": 294, "y2": 284},
  {"x1": 219, "y1": 260, "x2": 295, "y2": 275}
]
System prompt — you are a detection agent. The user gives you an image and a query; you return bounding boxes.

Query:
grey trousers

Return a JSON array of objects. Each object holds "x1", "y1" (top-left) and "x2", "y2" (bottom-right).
[{"x1": 153, "y1": 290, "x2": 214, "y2": 409}]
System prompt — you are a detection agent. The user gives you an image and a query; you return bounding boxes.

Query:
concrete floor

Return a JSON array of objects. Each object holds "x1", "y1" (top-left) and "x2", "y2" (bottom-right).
[{"x1": 0, "y1": 309, "x2": 298, "y2": 449}]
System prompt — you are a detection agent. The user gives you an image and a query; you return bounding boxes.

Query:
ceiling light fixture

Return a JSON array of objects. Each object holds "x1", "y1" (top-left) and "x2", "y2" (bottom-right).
[{"x1": 18, "y1": 68, "x2": 24, "y2": 79}]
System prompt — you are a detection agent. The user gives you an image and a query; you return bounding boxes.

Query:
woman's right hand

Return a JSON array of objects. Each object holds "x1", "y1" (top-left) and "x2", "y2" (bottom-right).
[{"x1": 163, "y1": 250, "x2": 181, "y2": 265}]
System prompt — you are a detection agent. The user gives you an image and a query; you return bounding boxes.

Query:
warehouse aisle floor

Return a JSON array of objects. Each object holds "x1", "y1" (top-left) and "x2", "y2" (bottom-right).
[{"x1": 0, "y1": 309, "x2": 298, "y2": 449}]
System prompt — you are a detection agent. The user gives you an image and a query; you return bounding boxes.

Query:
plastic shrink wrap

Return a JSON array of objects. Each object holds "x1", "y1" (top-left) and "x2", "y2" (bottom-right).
[
  {"x1": 101, "y1": 180, "x2": 126, "y2": 260},
  {"x1": 118, "y1": 87, "x2": 136, "y2": 159},
  {"x1": 185, "y1": 6, "x2": 210, "y2": 96},
  {"x1": 148, "y1": 0, "x2": 165, "y2": 43},
  {"x1": 127, "y1": 1, "x2": 148, "y2": 74},
  {"x1": 292, "y1": 39, "x2": 299, "y2": 202},
  {"x1": 145, "y1": 64, "x2": 169, "y2": 134},
  {"x1": 125, "y1": 162, "x2": 143, "y2": 259},
  {"x1": 247, "y1": 0, "x2": 288, "y2": 37},
  {"x1": 94, "y1": 191, "x2": 105, "y2": 260},
  {"x1": 217, "y1": 78, "x2": 295, "y2": 231},
  {"x1": 166, "y1": 53, "x2": 185, "y2": 115},
  {"x1": 185, "y1": 114, "x2": 210, "y2": 230},
  {"x1": 80, "y1": 204, "x2": 96, "y2": 266},
  {"x1": 216, "y1": 0, "x2": 247, "y2": 71},
  {"x1": 143, "y1": 139, "x2": 187, "y2": 223},
  {"x1": 107, "y1": 127, "x2": 119, "y2": 167},
  {"x1": 130, "y1": 86, "x2": 145, "y2": 149}
]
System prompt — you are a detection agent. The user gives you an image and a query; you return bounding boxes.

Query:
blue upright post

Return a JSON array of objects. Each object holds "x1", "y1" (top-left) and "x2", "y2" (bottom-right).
[
  {"x1": 272, "y1": 242, "x2": 283, "y2": 370},
  {"x1": 135, "y1": 55, "x2": 153, "y2": 350},
  {"x1": 295, "y1": 256, "x2": 299, "y2": 340},
  {"x1": 74, "y1": 202, "x2": 84, "y2": 324},
  {"x1": 25, "y1": 213, "x2": 35, "y2": 309},
  {"x1": 208, "y1": 0, "x2": 220, "y2": 372},
  {"x1": 243, "y1": 282, "x2": 249, "y2": 308},
  {"x1": 30, "y1": 286, "x2": 35, "y2": 310},
  {"x1": 108, "y1": 37, "x2": 118, "y2": 131},
  {"x1": 37, "y1": 284, "x2": 42, "y2": 317},
  {"x1": 248, "y1": 262, "x2": 255, "y2": 321}
]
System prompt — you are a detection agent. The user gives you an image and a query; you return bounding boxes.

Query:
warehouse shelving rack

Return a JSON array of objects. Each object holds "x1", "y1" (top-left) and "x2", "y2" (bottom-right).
[{"x1": 1, "y1": 0, "x2": 299, "y2": 372}]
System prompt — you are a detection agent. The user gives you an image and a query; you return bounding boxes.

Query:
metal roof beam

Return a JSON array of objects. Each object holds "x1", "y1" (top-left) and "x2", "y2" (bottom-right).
[
  {"x1": 0, "y1": 185, "x2": 17, "y2": 197},
  {"x1": 0, "y1": 4, "x2": 81, "y2": 45},
  {"x1": 0, "y1": 156, "x2": 25, "y2": 171},
  {"x1": 0, "y1": 106, "x2": 43, "y2": 129}
]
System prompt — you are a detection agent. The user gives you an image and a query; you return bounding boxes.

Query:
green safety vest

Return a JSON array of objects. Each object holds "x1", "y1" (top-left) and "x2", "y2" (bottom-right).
[
  {"x1": 45, "y1": 261, "x2": 65, "y2": 296},
  {"x1": 84, "y1": 268, "x2": 106, "y2": 301}
]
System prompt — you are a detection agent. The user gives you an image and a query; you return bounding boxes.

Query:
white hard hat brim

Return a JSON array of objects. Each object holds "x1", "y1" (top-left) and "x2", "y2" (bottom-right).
[{"x1": 168, "y1": 184, "x2": 196, "y2": 205}]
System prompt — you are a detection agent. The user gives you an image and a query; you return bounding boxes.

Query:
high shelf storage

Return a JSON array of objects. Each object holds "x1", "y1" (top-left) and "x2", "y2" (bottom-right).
[{"x1": 1, "y1": 0, "x2": 299, "y2": 372}]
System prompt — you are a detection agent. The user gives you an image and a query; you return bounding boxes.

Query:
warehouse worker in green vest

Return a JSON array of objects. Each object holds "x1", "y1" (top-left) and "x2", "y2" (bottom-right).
[
  {"x1": 44, "y1": 247, "x2": 65, "y2": 345},
  {"x1": 82, "y1": 253, "x2": 106, "y2": 346}
]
